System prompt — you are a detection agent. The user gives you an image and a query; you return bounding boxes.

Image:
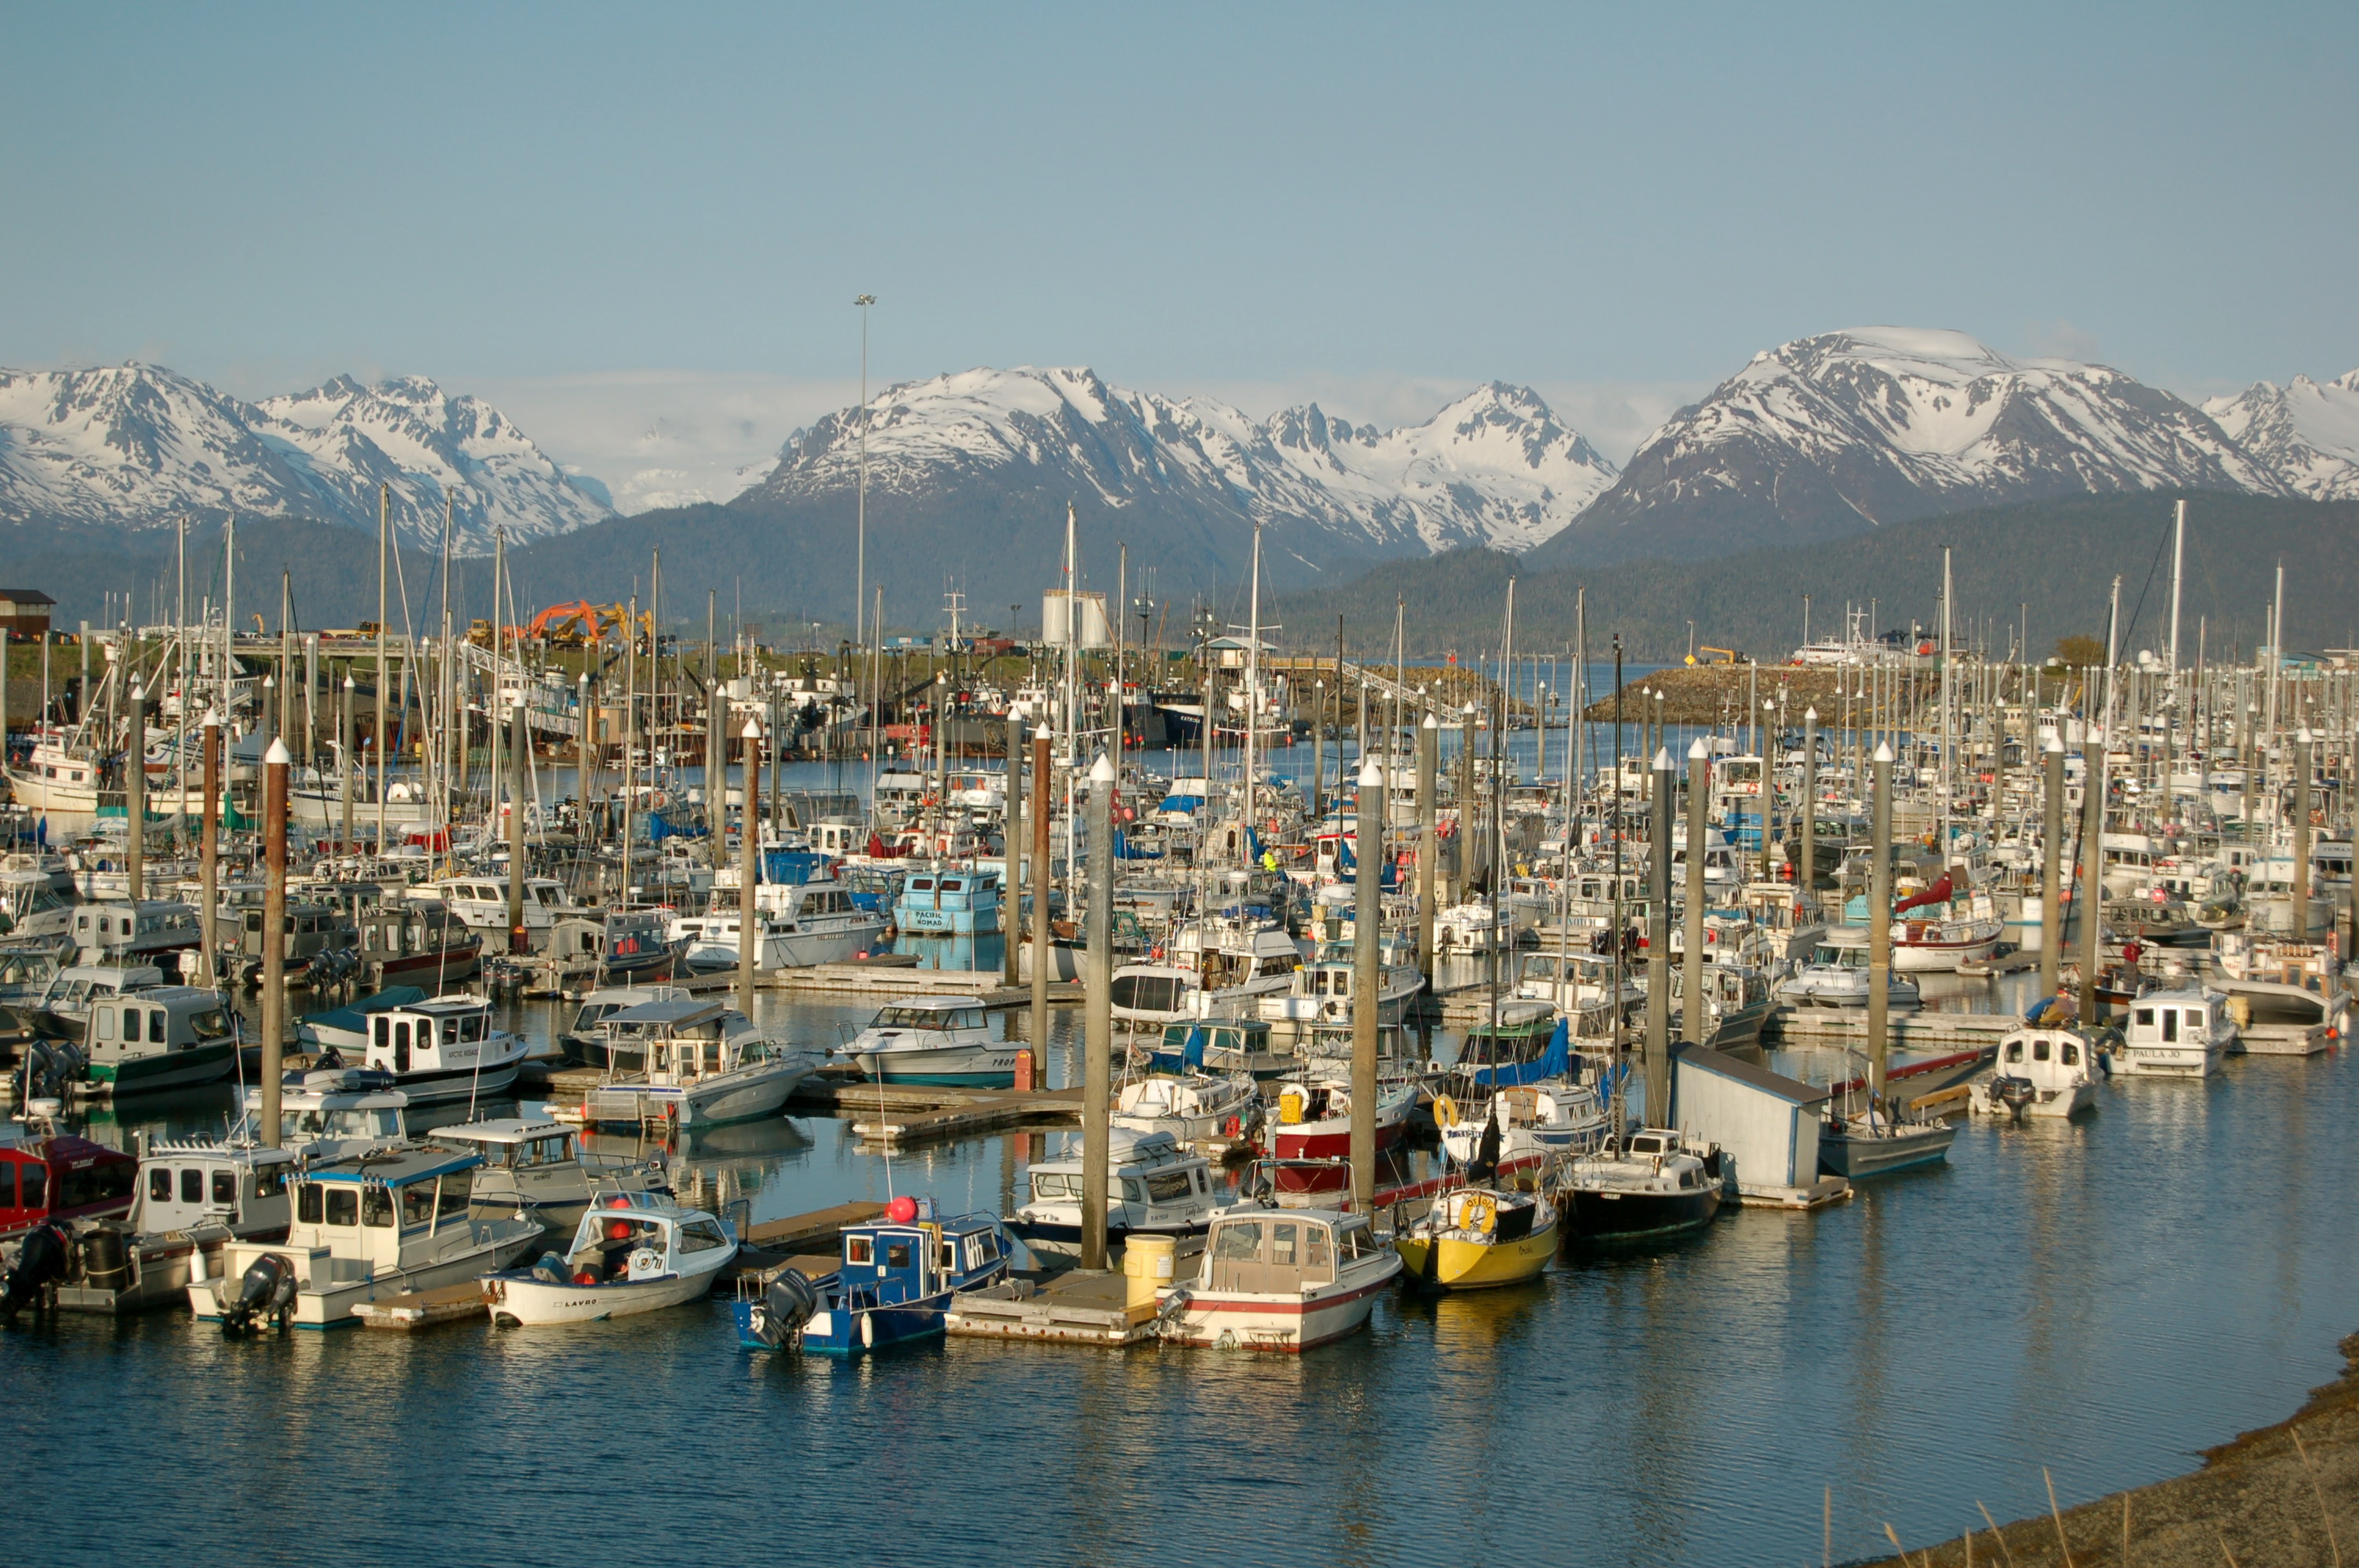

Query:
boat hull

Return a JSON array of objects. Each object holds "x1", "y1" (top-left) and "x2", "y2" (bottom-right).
[
  {"x1": 2111, "y1": 1042, "x2": 2224, "y2": 1077},
  {"x1": 852, "y1": 1044, "x2": 1020, "y2": 1087},
  {"x1": 1396, "y1": 1219, "x2": 1557, "y2": 1290},
  {"x1": 1817, "y1": 1122, "x2": 1957, "y2": 1178},
  {"x1": 1161, "y1": 1261, "x2": 1401, "y2": 1352},
  {"x1": 85, "y1": 1038, "x2": 238, "y2": 1095},
  {"x1": 485, "y1": 1262, "x2": 728, "y2": 1326},
  {"x1": 1562, "y1": 1184, "x2": 1721, "y2": 1242}
]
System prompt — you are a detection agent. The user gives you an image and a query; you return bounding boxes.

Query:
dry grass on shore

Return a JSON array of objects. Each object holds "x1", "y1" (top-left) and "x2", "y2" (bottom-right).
[{"x1": 1862, "y1": 1334, "x2": 2359, "y2": 1568}]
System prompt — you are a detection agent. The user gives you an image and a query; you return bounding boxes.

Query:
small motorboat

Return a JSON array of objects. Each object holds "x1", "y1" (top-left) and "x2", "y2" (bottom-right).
[
  {"x1": 1006, "y1": 1130, "x2": 1219, "y2": 1262},
  {"x1": 837, "y1": 996, "x2": 1019, "y2": 1087},
  {"x1": 1775, "y1": 931, "x2": 1923, "y2": 1008},
  {"x1": 1969, "y1": 1026, "x2": 2100, "y2": 1120},
  {"x1": 734, "y1": 1196, "x2": 1011, "y2": 1354},
  {"x1": 431, "y1": 1116, "x2": 669, "y2": 1232},
  {"x1": 1394, "y1": 1185, "x2": 1558, "y2": 1290},
  {"x1": 1816, "y1": 1105, "x2": 1957, "y2": 1178},
  {"x1": 482, "y1": 1196, "x2": 737, "y2": 1327},
  {"x1": 53, "y1": 1138, "x2": 299, "y2": 1315},
  {"x1": 1156, "y1": 1205, "x2": 1401, "y2": 1352},
  {"x1": 1269, "y1": 1075, "x2": 1418, "y2": 1160}
]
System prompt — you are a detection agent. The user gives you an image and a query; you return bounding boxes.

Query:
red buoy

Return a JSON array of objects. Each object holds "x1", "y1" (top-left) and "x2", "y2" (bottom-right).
[
  {"x1": 885, "y1": 1196, "x2": 918, "y2": 1224},
  {"x1": 605, "y1": 1219, "x2": 632, "y2": 1241},
  {"x1": 574, "y1": 1269, "x2": 598, "y2": 1286}
]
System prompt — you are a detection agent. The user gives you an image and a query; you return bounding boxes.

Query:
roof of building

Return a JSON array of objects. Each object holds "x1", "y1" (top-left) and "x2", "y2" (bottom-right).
[
  {"x1": 0, "y1": 590, "x2": 56, "y2": 606},
  {"x1": 1673, "y1": 1041, "x2": 1829, "y2": 1106}
]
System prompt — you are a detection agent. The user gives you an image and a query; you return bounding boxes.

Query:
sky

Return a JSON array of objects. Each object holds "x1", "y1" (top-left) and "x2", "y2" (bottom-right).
[{"x1": 3, "y1": 2, "x2": 2354, "y2": 510}]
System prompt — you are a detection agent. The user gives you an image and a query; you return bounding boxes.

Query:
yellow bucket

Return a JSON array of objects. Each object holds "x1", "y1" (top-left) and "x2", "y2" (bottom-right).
[{"x1": 1124, "y1": 1233, "x2": 1177, "y2": 1312}]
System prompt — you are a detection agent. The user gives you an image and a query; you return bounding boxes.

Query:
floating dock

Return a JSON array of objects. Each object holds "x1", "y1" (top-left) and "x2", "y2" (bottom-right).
[
  {"x1": 353, "y1": 1283, "x2": 489, "y2": 1331},
  {"x1": 817, "y1": 1082, "x2": 1084, "y2": 1146},
  {"x1": 945, "y1": 1270, "x2": 1159, "y2": 1346},
  {"x1": 740, "y1": 1200, "x2": 888, "y2": 1254},
  {"x1": 772, "y1": 964, "x2": 1082, "y2": 1007},
  {"x1": 1766, "y1": 1007, "x2": 2017, "y2": 1048}
]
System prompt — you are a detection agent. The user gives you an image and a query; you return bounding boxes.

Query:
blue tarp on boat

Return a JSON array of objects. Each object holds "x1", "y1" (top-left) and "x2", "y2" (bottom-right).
[{"x1": 1471, "y1": 1019, "x2": 1572, "y2": 1088}]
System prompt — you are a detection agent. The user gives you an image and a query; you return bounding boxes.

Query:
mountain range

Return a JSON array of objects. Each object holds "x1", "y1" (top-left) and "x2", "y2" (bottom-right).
[
  {"x1": 5, "y1": 333, "x2": 2357, "y2": 622},
  {"x1": 0, "y1": 364, "x2": 611, "y2": 552}
]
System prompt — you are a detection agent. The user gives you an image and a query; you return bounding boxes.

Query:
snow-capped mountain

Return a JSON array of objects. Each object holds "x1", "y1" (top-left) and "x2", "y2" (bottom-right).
[
  {"x1": 1529, "y1": 328, "x2": 2288, "y2": 567},
  {"x1": 0, "y1": 364, "x2": 610, "y2": 551},
  {"x1": 735, "y1": 367, "x2": 1616, "y2": 557},
  {"x1": 2203, "y1": 371, "x2": 2359, "y2": 502}
]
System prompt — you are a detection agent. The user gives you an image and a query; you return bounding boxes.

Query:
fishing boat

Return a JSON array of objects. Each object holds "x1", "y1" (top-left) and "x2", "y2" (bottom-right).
[
  {"x1": 78, "y1": 985, "x2": 241, "y2": 1095},
  {"x1": 1968, "y1": 1026, "x2": 2100, "y2": 1118},
  {"x1": 838, "y1": 996, "x2": 1018, "y2": 1087},
  {"x1": 481, "y1": 1197, "x2": 736, "y2": 1327},
  {"x1": 1143, "y1": 1018, "x2": 1295, "y2": 1083},
  {"x1": 580, "y1": 999, "x2": 818, "y2": 1130},
  {"x1": 53, "y1": 1138, "x2": 297, "y2": 1314},
  {"x1": 295, "y1": 985, "x2": 431, "y2": 1055},
  {"x1": 431, "y1": 1117, "x2": 670, "y2": 1231},
  {"x1": 1394, "y1": 1185, "x2": 1558, "y2": 1290},
  {"x1": 1006, "y1": 1130, "x2": 1220, "y2": 1261},
  {"x1": 558, "y1": 983, "x2": 689, "y2": 1069},
  {"x1": 1552, "y1": 1128, "x2": 1725, "y2": 1243},
  {"x1": 734, "y1": 1196, "x2": 1012, "y2": 1354},
  {"x1": 0, "y1": 869, "x2": 75, "y2": 942},
  {"x1": 1156, "y1": 1205, "x2": 1401, "y2": 1352},
  {"x1": 0, "y1": 1125, "x2": 137, "y2": 1245},
  {"x1": 236, "y1": 1073, "x2": 409, "y2": 1161},
  {"x1": 356, "y1": 994, "x2": 532, "y2": 1105},
  {"x1": 189, "y1": 1145, "x2": 543, "y2": 1330},
  {"x1": 585, "y1": 905, "x2": 684, "y2": 982},
  {"x1": 32, "y1": 962, "x2": 168, "y2": 1033},
  {"x1": 893, "y1": 867, "x2": 1002, "y2": 935},
  {"x1": 2114, "y1": 988, "x2": 2234, "y2": 1077},
  {"x1": 1269, "y1": 1073, "x2": 1418, "y2": 1160},
  {"x1": 1256, "y1": 935, "x2": 1424, "y2": 1033},
  {"x1": 674, "y1": 880, "x2": 887, "y2": 971},
  {"x1": 353, "y1": 898, "x2": 482, "y2": 988},
  {"x1": 1437, "y1": 1080, "x2": 1612, "y2": 1167}
]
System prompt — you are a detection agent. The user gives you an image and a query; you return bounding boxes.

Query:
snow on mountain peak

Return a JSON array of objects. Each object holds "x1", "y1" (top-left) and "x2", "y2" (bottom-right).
[
  {"x1": 2204, "y1": 367, "x2": 2359, "y2": 501},
  {"x1": 0, "y1": 362, "x2": 611, "y2": 550},
  {"x1": 738, "y1": 366, "x2": 1616, "y2": 555}
]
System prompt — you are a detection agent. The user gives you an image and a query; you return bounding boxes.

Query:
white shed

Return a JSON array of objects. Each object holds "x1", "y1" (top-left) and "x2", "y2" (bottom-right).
[{"x1": 1672, "y1": 1044, "x2": 1834, "y2": 1200}]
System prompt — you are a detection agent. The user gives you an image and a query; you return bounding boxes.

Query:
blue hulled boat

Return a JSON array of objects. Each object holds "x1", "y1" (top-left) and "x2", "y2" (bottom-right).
[{"x1": 734, "y1": 1197, "x2": 1010, "y2": 1354}]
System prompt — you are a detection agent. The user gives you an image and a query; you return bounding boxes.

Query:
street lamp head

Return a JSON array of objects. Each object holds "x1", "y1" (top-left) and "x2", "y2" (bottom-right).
[{"x1": 855, "y1": 294, "x2": 876, "y2": 306}]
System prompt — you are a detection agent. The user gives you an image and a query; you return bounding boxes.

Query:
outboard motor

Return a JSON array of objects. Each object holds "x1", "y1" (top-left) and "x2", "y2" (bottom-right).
[
  {"x1": 220, "y1": 1254, "x2": 298, "y2": 1338},
  {"x1": 0, "y1": 1221, "x2": 71, "y2": 1325},
  {"x1": 16, "y1": 1040, "x2": 85, "y2": 1106},
  {"x1": 1991, "y1": 1075, "x2": 2038, "y2": 1116},
  {"x1": 745, "y1": 1268, "x2": 819, "y2": 1349}
]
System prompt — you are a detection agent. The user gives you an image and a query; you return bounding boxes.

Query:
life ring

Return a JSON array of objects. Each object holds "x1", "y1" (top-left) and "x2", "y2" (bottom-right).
[
  {"x1": 1433, "y1": 1094, "x2": 1460, "y2": 1131},
  {"x1": 1460, "y1": 1193, "x2": 1497, "y2": 1235}
]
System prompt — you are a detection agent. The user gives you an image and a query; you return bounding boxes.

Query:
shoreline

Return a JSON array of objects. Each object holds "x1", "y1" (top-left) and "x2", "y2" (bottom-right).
[{"x1": 1868, "y1": 1332, "x2": 2359, "y2": 1567}]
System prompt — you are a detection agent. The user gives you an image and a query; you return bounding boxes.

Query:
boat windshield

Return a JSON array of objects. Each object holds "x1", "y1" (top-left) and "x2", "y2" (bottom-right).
[{"x1": 874, "y1": 1005, "x2": 980, "y2": 1030}]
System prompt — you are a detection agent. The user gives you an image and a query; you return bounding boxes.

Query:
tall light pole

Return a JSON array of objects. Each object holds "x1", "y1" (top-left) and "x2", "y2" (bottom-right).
[{"x1": 854, "y1": 293, "x2": 876, "y2": 647}]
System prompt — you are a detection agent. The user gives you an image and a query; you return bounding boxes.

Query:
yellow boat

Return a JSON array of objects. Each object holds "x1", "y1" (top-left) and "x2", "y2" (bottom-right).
[{"x1": 1394, "y1": 1185, "x2": 1558, "y2": 1290}]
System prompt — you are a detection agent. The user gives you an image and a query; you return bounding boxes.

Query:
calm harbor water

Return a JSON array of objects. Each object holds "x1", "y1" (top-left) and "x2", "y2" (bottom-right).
[{"x1": 8, "y1": 949, "x2": 2355, "y2": 1567}]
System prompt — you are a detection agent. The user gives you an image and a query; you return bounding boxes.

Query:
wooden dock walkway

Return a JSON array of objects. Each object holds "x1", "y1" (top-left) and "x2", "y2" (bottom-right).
[
  {"x1": 1765, "y1": 1007, "x2": 2017, "y2": 1048},
  {"x1": 772, "y1": 964, "x2": 1082, "y2": 1007},
  {"x1": 740, "y1": 1200, "x2": 887, "y2": 1254},
  {"x1": 353, "y1": 1283, "x2": 488, "y2": 1331},
  {"x1": 946, "y1": 1269, "x2": 1158, "y2": 1346},
  {"x1": 835, "y1": 1083, "x2": 1084, "y2": 1146}
]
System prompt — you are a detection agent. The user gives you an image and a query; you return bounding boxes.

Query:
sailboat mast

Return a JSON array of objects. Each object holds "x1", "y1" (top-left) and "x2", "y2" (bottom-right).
[{"x1": 1244, "y1": 521, "x2": 1260, "y2": 867}]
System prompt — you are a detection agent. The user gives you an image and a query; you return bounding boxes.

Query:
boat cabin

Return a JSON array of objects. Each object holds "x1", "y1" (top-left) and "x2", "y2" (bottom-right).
[
  {"x1": 84, "y1": 986, "x2": 238, "y2": 1090},
  {"x1": 242, "y1": 1076, "x2": 411, "y2": 1160},
  {"x1": 0, "y1": 1131, "x2": 137, "y2": 1240},
  {"x1": 1199, "y1": 1210, "x2": 1376, "y2": 1294},
  {"x1": 352, "y1": 898, "x2": 477, "y2": 971},
  {"x1": 283, "y1": 1146, "x2": 485, "y2": 1274},
  {"x1": 131, "y1": 1139, "x2": 296, "y2": 1236},
  {"x1": 561, "y1": 1200, "x2": 732, "y2": 1284},
  {"x1": 599, "y1": 996, "x2": 758, "y2": 1075},
  {"x1": 1149, "y1": 1018, "x2": 1282, "y2": 1076},
  {"x1": 37, "y1": 963, "x2": 166, "y2": 1023},
  {"x1": 433, "y1": 1116, "x2": 587, "y2": 1173},
  {"x1": 834, "y1": 1200, "x2": 1007, "y2": 1308},
  {"x1": 364, "y1": 995, "x2": 508, "y2": 1077},
  {"x1": 856, "y1": 996, "x2": 990, "y2": 1041}
]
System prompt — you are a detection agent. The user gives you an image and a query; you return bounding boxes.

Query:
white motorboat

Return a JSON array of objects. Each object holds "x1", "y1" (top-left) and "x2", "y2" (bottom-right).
[
  {"x1": 838, "y1": 996, "x2": 1019, "y2": 1087},
  {"x1": 673, "y1": 880, "x2": 887, "y2": 971},
  {"x1": 1775, "y1": 931, "x2": 1922, "y2": 1008},
  {"x1": 578, "y1": 996, "x2": 816, "y2": 1129},
  {"x1": 1157, "y1": 1206, "x2": 1402, "y2": 1352},
  {"x1": 481, "y1": 1197, "x2": 737, "y2": 1327},
  {"x1": 1006, "y1": 1129, "x2": 1221, "y2": 1262},
  {"x1": 1969, "y1": 1026, "x2": 2100, "y2": 1119},
  {"x1": 2114, "y1": 988, "x2": 2234, "y2": 1077},
  {"x1": 418, "y1": 875, "x2": 559, "y2": 953},
  {"x1": 1112, "y1": 1071, "x2": 1260, "y2": 1146},
  {"x1": 1256, "y1": 936, "x2": 1424, "y2": 1032},
  {"x1": 190, "y1": 1145, "x2": 543, "y2": 1330},
  {"x1": 431, "y1": 1117, "x2": 669, "y2": 1232},
  {"x1": 1435, "y1": 899, "x2": 1511, "y2": 954},
  {"x1": 236, "y1": 1072, "x2": 409, "y2": 1162},
  {"x1": 358, "y1": 993, "x2": 532, "y2": 1105}
]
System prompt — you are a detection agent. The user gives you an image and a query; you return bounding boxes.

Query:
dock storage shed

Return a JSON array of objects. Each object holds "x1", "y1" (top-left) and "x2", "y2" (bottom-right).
[{"x1": 1671, "y1": 1044, "x2": 1846, "y2": 1207}]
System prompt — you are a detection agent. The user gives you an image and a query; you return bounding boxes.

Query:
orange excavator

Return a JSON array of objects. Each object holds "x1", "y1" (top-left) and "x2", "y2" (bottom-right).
[{"x1": 517, "y1": 601, "x2": 652, "y2": 647}]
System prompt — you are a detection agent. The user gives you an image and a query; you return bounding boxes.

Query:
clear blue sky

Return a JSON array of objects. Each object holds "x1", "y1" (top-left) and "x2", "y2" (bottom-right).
[{"x1": 4, "y1": 2, "x2": 2354, "y2": 498}]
